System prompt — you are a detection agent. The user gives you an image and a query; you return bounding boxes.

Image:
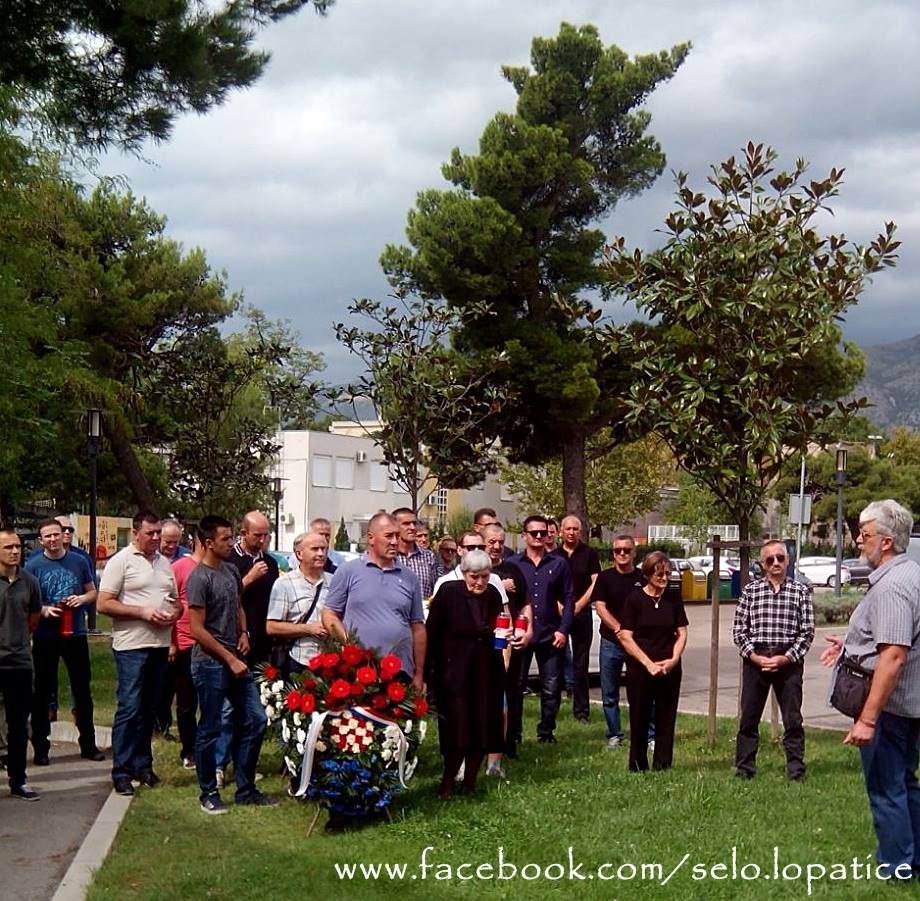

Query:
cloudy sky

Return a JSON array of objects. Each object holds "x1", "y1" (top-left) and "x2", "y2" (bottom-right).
[{"x1": 101, "y1": 0, "x2": 919, "y2": 382}]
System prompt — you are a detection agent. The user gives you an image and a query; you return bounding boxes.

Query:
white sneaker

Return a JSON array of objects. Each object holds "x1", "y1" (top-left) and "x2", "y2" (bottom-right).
[
  {"x1": 606, "y1": 736, "x2": 623, "y2": 750},
  {"x1": 454, "y1": 761, "x2": 465, "y2": 783},
  {"x1": 486, "y1": 764, "x2": 507, "y2": 779},
  {"x1": 215, "y1": 767, "x2": 225, "y2": 789}
]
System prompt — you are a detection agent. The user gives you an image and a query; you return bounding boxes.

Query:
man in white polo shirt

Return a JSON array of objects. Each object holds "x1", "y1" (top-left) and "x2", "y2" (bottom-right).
[{"x1": 97, "y1": 511, "x2": 180, "y2": 796}]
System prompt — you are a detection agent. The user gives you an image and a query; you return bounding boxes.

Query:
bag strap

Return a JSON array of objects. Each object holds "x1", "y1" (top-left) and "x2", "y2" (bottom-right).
[{"x1": 295, "y1": 580, "x2": 324, "y2": 625}]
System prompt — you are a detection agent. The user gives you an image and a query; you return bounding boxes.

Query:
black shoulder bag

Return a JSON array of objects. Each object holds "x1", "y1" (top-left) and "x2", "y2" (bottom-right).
[{"x1": 269, "y1": 582, "x2": 324, "y2": 676}]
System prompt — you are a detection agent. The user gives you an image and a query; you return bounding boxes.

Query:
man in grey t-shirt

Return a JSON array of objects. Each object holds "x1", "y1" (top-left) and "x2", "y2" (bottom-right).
[
  {"x1": 188, "y1": 515, "x2": 271, "y2": 815},
  {"x1": 821, "y1": 499, "x2": 920, "y2": 881}
]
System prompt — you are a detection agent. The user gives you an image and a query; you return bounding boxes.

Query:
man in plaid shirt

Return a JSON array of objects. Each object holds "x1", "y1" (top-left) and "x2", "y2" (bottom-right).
[
  {"x1": 393, "y1": 508, "x2": 439, "y2": 600},
  {"x1": 733, "y1": 540, "x2": 814, "y2": 780}
]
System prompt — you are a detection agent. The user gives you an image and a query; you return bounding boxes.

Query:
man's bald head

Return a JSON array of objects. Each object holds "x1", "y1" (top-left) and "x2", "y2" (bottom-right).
[{"x1": 240, "y1": 510, "x2": 271, "y2": 554}]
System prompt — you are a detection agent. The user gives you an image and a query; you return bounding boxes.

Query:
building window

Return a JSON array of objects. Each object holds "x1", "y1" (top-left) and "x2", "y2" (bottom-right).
[
  {"x1": 312, "y1": 455, "x2": 332, "y2": 487},
  {"x1": 369, "y1": 462, "x2": 387, "y2": 492},
  {"x1": 335, "y1": 456, "x2": 354, "y2": 489},
  {"x1": 428, "y1": 487, "x2": 448, "y2": 517}
]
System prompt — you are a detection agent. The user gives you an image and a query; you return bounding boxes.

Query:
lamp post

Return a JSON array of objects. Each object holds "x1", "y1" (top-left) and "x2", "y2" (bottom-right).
[
  {"x1": 834, "y1": 444, "x2": 847, "y2": 599},
  {"x1": 86, "y1": 408, "x2": 102, "y2": 631},
  {"x1": 272, "y1": 476, "x2": 284, "y2": 550}
]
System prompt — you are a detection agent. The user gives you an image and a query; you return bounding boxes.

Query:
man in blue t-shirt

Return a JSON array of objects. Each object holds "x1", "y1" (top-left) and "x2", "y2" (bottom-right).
[{"x1": 25, "y1": 518, "x2": 104, "y2": 765}]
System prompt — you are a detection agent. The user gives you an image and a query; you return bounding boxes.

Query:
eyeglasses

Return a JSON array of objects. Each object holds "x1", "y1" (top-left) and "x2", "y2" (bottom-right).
[
  {"x1": 526, "y1": 529, "x2": 548, "y2": 538},
  {"x1": 764, "y1": 554, "x2": 786, "y2": 565},
  {"x1": 613, "y1": 547, "x2": 633, "y2": 555},
  {"x1": 462, "y1": 544, "x2": 486, "y2": 551},
  {"x1": 858, "y1": 530, "x2": 884, "y2": 542}
]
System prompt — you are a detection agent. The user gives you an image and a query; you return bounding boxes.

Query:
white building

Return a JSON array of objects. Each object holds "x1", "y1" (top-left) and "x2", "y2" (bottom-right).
[
  {"x1": 274, "y1": 429, "x2": 411, "y2": 553},
  {"x1": 273, "y1": 426, "x2": 523, "y2": 552}
]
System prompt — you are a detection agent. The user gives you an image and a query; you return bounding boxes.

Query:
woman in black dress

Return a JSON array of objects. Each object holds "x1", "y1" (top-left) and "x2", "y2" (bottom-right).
[
  {"x1": 619, "y1": 551, "x2": 688, "y2": 772},
  {"x1": 425, "y1": 549, "x2": 506, "y2": 798}
]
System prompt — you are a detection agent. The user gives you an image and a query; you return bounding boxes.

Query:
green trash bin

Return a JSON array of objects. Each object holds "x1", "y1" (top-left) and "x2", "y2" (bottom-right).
[
  {"x1": 682, "y1": 569, "x2": 707, "y2": 601},
  {"x1": 705, "y1": 571, "x2": 733, "y2": 600}
]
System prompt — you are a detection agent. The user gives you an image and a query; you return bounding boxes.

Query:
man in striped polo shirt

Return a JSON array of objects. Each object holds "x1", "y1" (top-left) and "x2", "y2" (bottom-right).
[
  {"x1": 822, "y1": 499, "x2": 920, "y2": 883},
  {"x1": 733, "y1": 539, "x2": 814, "y2": 781}
]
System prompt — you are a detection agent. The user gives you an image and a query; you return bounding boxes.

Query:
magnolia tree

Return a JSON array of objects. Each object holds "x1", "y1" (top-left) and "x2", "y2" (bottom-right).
[{"x1": 604, "y1": 142, "x2": 899, "y2": 575}]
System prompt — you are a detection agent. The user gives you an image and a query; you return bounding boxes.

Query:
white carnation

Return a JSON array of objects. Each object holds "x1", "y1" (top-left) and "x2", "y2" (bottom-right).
[
  {"x1": 296, "y1": 741, "x2": 305, "y2": 755},
  {"x1": 281, "y1": 720, "x2": 291, "y2": 743},
  {"x1": 265, "y1": 705, "x2": 276, "y2": 719},
  {"x1": 405, "y1": 756, "x2": 418, "y2": 779},
  {"x1": 418, "y1": 720, "x2": 427, "y2": 742},
  {"x1": 404, "y1": 719, "x2": 413, "y2": 734},
  {"x1": 314, "y1": 740, "x2": 326, "y2": 752},
  {"x1": 296, "y1": 728, "x2": 307, "y2": 744},
  {"x1": 381, "y1": 749, "x2": 393, "y2": 761},
  {"x1": 272, "y1": 680, "x2": 284, "y2": 693}
]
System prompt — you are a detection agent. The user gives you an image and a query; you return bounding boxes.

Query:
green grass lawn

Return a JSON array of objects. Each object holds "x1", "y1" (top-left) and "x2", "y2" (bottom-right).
[{"x1": 87, "y1": 702, "x2": 885, "y2": 901}]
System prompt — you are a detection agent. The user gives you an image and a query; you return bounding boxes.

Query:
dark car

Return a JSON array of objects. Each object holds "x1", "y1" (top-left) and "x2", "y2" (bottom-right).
[{"x1": 842, "y1": 557, "x2": 871, "y2": 587}]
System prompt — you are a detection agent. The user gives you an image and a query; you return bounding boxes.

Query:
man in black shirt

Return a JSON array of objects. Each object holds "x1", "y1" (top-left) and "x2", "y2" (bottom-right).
[
  {"x1": 592, "y1": 535, "x2": 645, "y2": 749},
  {"x1": 227, "y1": 511, "x2": 279, "y2": 666},
  {"x1": 556, "y1": 515, "x2": 601, "y2": 723},
  {"x1": 483, "y1": 523, "x2": 532, "y2": 760}
]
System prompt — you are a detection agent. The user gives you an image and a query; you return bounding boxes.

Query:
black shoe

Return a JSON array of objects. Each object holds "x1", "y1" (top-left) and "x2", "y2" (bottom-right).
[
  {"x1": 574, "y1": 717, "x2": 590, "y2": 725},
  {"x1": 135, "y1": 770, "x2": 160, "y2": 787},
  {"x1": 735, "y1": 770, "x2": 754, "y2": 780},
  {"x1": 11, "y1": 783, "x2": 40, "y2": 802},
  {"x1": 537, "y1": 735, "x2": 557, "y2": 744},
  {"x1": 788, "y1": 772, "x2": 805, "y2": 783},
  {"x1": 504, "y1": 741, "x2": 518, "y2": 759},
  {"x1": 113, "y1": 777, "x2": 135, "y2": 796},
  {"x1": 81, "y1": 747, "x2": 105, "y2": 762},
  {"x1": 33, "y1": 752, "x2": 50, "y2": 767},
  {"x1": 237, "y1": 790, "x2": 278, "y2": 807}
]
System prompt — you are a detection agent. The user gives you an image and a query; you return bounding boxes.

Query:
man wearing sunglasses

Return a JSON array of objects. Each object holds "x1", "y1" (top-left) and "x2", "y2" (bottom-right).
[
  {"x1": 733, "y1": 540, "x2": 814, "y2": 781},
  {"x1": 512, "y1": 515, "x2": 574, "y2": 744}
]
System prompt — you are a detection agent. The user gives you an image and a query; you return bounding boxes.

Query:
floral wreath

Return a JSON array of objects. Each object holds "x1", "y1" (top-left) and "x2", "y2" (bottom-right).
[{"x1": 257, "y1": 637, "x2": 428, "y2": 820}]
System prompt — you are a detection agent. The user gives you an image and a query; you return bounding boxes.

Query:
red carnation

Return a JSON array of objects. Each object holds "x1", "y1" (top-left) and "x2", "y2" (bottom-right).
[
  {"x1": 386, "y1": 682, "x2": 406, "y2": 703},
  {"x1": 350, "y1": 682, "x2": 364, "y2": 697},
  {"x1": 329, "y1": 679, "x2": 352, "y2": 700},
  {"x1": 286, "y1": 690, "x2": 302, "y2": 711},
  {"x1": 356, "y1": 666, "x2": 377, "y2": 685},
  {"x1": 321, "y1": 668, "x2": 336, "y2": 681},
  {"x1": 302, "y1": 677, "x2": 316, "y2": 692},
  {"x1": 337, "y1": 662, "x2": 353, "y2": 676},
  {"x1": 379, "y1": 655, "x2": 401, "y2": 680},
  {"x1": 342, "y1": 645, "x2": 363, "y2": 666},
  {"x1": 263, "y1": 665, "x2": 279, "y2": 681},
  {"x1": 413, "y1": 697, "x2": 428, "y2": 718},
  {"x1": 308, "y1": 654, "x2": 324, "y2": 672},
  {"x1": 300, "y1": 693, "x2": 316, "y2": 714},
  {"x1": 321, "y1": 652, "x2": 340, "y2": 669},
  {"x1": 371, "y1": 693, "x2": 388, "y2": 710},
  {"x1": 363, "y1": 648, "x2": 374, "y2": 661}
]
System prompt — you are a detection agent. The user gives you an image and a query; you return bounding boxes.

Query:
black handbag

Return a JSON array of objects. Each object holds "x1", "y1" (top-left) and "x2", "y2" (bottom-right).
[
  {"x1": 829, "y1": 652, "x2": 876, "y2": 719},
  {"x1": 269, "y1": 582, "x2": 324, "y2": 676}
]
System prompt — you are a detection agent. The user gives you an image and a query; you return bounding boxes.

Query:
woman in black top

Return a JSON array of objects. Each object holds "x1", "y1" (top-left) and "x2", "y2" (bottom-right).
[
  {"x1": 425, "y1": 549, "x2": 505, "y2": 798},
  {"x1": 619, "y1": 551, "x2": 689, "y2": 772}
]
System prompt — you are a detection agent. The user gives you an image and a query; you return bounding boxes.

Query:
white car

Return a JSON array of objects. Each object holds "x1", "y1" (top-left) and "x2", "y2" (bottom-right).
[
  {"x1": 687, "y1": 555, "x2": 738, "y2": 580},
  {"x1": 796, "y1": 556, "x2": 851, "y2": 589}
]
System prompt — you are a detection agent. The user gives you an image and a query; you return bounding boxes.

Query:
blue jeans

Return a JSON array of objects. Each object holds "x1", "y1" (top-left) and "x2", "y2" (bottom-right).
[
  {"x1": 192, "y1": 658, "x2": 267, "y2": 802},
  {"x1": 533, "y1": 641, "x2": 563, "y2": 739},
  {"x1": 859, "y1": 710, "x2": 920, "y2": 878},
  {"x1": 599, "y1": 637, "x2": 654, "y2": 742},
  {"x1": 215, "y1": 701, "x2": 233, "y2": 769},
  {"x1": 111, "y1": 647, "x2": 168, "y2": 781}
]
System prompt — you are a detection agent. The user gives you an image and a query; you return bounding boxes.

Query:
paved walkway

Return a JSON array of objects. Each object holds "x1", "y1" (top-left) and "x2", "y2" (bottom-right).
[{"x1": 0, "y1": 742, "x2": 112, "y2": 901}]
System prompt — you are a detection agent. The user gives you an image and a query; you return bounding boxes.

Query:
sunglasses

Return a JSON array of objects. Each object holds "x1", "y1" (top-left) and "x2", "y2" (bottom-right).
[
  {"x1": 61, "y1": 527, "x2": 75, "y2": 534},
  {"x1": 764, "y1": 554, "x2": 787, "y2": 565},
  {"x1": 462, "y1": 544, "x2": 486, "y2": 551},
  {"x1": 613, "y1": 547, "x2": 633, "y2": 555},
  {"x1": 526, "y1": 529, "x2": 548, "y2": 538}
]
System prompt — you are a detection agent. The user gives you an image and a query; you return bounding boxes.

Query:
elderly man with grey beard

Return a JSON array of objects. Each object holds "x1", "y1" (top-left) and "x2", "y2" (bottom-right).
[{"x1": 822, "y1": 499, "x2": 920, "y2": 883}]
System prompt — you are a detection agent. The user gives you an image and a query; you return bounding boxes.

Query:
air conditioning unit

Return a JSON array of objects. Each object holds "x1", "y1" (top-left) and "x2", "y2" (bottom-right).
[
  {"x1": 282, "y1": 512, "x2": 295, "y2": 526},
  {"x1": 426, "y1": 493, "x2": 439, "y2": 506},
  {"x1": 355, "y1": 450, "x2": 367, "y2": 463}
]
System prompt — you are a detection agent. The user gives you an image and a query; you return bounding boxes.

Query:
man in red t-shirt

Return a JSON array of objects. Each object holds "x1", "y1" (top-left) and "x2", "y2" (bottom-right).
[{"x1": 171, "y1": 539, "x2": 204, "y2": 768}]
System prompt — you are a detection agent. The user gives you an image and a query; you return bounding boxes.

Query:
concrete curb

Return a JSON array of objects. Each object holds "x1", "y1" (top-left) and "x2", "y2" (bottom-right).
[
  {"x1": 51, "y1": 721, "x2": 112, "y2": 750},
  {"x1": 50, "y1": 789, "x2": 132, "y2": 901}
]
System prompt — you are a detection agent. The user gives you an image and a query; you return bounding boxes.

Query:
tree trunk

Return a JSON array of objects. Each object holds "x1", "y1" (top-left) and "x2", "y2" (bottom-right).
[
  {"x1": 561, "y1": 432, "x2": 589, "y2": 532},
  {"x1": 738, "y1": 512, "x2": 751, "y2": 592},
  {"x1": 105, "y1": 416, "x2": 160, "y2": 515}
]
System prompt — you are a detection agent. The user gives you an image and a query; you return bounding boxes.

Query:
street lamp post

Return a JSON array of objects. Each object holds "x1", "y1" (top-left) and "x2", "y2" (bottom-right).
[
  {"x1": 834, "y1": 445, "x2": 847, "y2": 599},
  {"x1": 86, "y1": 408, "x2": 102, "y2": 631},
  {"x1": 272, "y1": 476, "x2": 284, "y2": 550}
]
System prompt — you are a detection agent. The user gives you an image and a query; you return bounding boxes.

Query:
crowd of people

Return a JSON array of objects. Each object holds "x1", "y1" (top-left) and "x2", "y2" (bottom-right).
[{"x1": 2, "y1": 498, "x2": 920, "y2": 880}]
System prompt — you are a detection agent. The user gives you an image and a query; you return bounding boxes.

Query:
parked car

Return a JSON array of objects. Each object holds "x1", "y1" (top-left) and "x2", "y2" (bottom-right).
[
  {"x1": 842, "y1": 557, "x2": 871, "y2": 587},
  {"x1": 796, "y1": 556, "x2": 852, "y2": 589},
  {"x1": 687, "y1": 555, "x2": 737, "y2": 580}
]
